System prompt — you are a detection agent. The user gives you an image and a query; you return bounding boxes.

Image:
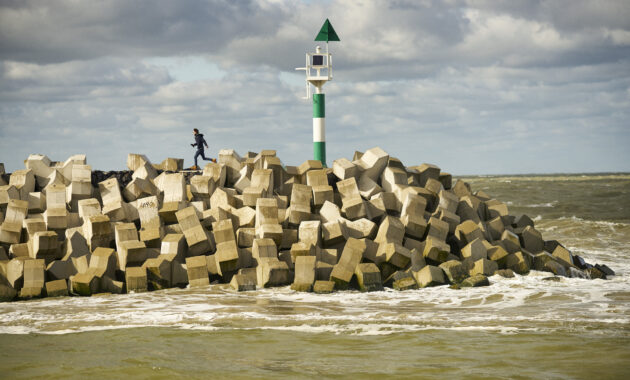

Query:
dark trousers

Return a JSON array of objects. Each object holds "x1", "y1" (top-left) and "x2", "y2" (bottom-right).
[{"x1": 194, "y1": 149, "x2": 212, "y2": 167}]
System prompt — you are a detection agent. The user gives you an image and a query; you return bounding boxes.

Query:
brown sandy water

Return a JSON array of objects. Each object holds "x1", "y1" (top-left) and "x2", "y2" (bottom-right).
[{"x1": 1, "y1": 174, "x2": 629, "y2": 379}]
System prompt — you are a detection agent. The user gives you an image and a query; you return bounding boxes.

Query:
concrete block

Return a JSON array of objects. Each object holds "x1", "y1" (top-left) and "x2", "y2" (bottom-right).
[
  {"x1": 414, "y1": 265, "x2": 446, "y2": 288},
  {"x1": 215, "y1": 240, "x2": 240, "y2": 278},
  {"x1": 45, "y1": 279, "x2": 68, "y2": 297},
  {"x1": 232, "y1": 206, "x2": 256, "y2": 229},
  {"x1": 374, "y1": 215, "x2": 405, "y2": 245},
  {"x1": 376, "y1": 242, "x2": 411, "y2": 269},
  {"x1": 99, "y1": 178, "x2": 127, "y2": 222},
  {"x1": 218, "y1": 149, "x2": 244, "y2": 187},
  {"x1": 117, "y1": 240, "x2": 147, "y2": 271},
  {"x1": 313, "y1": 280, "x2": 335, "y2": 294},
  {"x1": 460, "y1": 238, "x2": 488, "y2": 262},
  {"x1": 243, "y1": 169, "x2": 273, "y2": 206},
  {"x1": 330, "y1": 238, "x2": 365, "y2": 289},
  {"x1": 125, "y1": 266, "x2": 148, "y2": 293},
  {"x1": 212, "y1": 219, "x2": 236, "y2": 245},
  {"x1": 257, "y1": 259, "x2": 290, "y2": 288},
  {"x1": 544, "y1": 260, "x2": 567, "y2": 277},
  {"x1": 25, "y1": 154, "x2": 53, "y2": 188},
  {"x1": 470, "y1": 258, "x2": 498, "y2": 277},
  {"x1": 332, "y1": 158, "x2": 358, "y2": 181},
  {"x1": 115, "y1": 222, "x2": 139, "y2": 249},
  {"x1": 319, "y1": 201, "x2": 342, "y2": 223},
  {"x1": 287, "y1": 184, "x2": 312, "y2": 226},
  {"x1": 355, "y1": 263, "x2": 383, "y2": 292},
  {"x1": 9, "y1": 169, "x2": 35, "y2": 200},
  {"x1": 552, "y1": 245, "x2": 574, "y2": 267},
  {"x1": 422, "y1": 237, "x2": 450, "y2": 264},
  {"x1": 0, "y1": 185, "x2": 20, "y2": 210},
  {"x1": 89, "y1": 247, "x2": 117, "y2": 279},
  {"x1": 299, "y1": 220, "x2": 321, "y2": 247},
  {"x1": 455, "y1": 220, "x2": 485, "y2": 247},
  {"x1": 77, "y1": 198, "x2": 101, "y2": 221},
  {"x1": 506, "y1": 252, "x2": 531, "y2": 275},
  {"x1": 0, "y1": 199, "x2": 29, "y2": 245},
  {"x1": 438, "y1": 190, "x2": 459, "y2": 214},
  {"x1": 439, "y1": 260, "x2": 468, "y2": 284},
  {"x1": 337, "y1": 178, "x2": 367, "y2": 220},
  {"x1": 237, "y1": 227, "x2": 256, "y2": 248},
  {"x1": 176, "y1": 206, "x2": 213, "y2": 256},
  {"x1": 357, "y1": 147, "x2": 389, "y2": 182},
  {"x1": 252, "y1": 238, "x2": 278, "y2": 262},
  {"x1": 290, "y1": 242, "x2": 315, "y2": 264},
  {"x1": 255, "y1": 198, "x2": 283, "y2": 245},
  {"x1": 315, "y1": 261, "x2": 334, "y2": 281},
  {"x1": 67, "y1": 253, "x2": 89, "y2": 275},
  {"x1": 291, "y1": 255, "x2": 316, "y2": 291},
  {"x1": 186, "y1": 256, "x2": 210, "y2": 287},
  {"x1": 501, "y1": 230, "x2": 522, "y2": 253},
  {"x1": 21, "y1": 259, "x2": 45, "y2": 297},
  {"x1": 461, "y1": 274, "x2": 490, "y2": 287},
  {"x1": 366, "y1": 197, "x2": 386, "y2": 221},
  {"x1": 29, "y1": 231, "x2": 61, "y2": 261},
  {"x1": 27, "y1": 192, "x2": 46, "y2": 214},
  {"x1": 46, "y1": 259, "x2": 76, "y2": 280},
  {"x1": 316, "y1": 247, "x2": 338, "y2": 266},
  {"x1": 306, "y1": 169, "x2": 333, "y2": 206},
  {"x1": 520, "y1": 225, "x2": 544, "y2": 253},
  {"x1": 343, "y1": 218, "x2": 377, "y2": 240},
  {"x1": 487, "y1": 245, "x2": 509, "y2": 268},
  {"x1": 393, "y1": 276, "x2": 418, "y2": 291},
  {"x1": 83, "y1": 215, "x2": 112, "y2": 251},
  {"x1": 9, "y1": 243, "x2": 30, "y2": 258},
  {"x1": 159, "y1": 157, "x2": 184, "y2": 172},
  {"x1": 230, "y1": 273, "x2": 256, "y2": 291},
  {"x1": 425, "y1": 217, "x2": 449, "y2": 241},
  {"x1": 411, "y1": 163, "x2": 440, "y2": 187},
  {"x1": 322, "y1": 221, "x2": 345, "y2": 247},
  {"x1": 70, "y1": 269, "x2": 100, "y2": 296}
]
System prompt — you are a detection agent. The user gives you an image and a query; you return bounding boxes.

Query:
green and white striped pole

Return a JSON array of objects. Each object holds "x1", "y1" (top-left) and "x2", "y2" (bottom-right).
[{"x1": 313, "y1": 92, "x2": 326, "y2": 167}]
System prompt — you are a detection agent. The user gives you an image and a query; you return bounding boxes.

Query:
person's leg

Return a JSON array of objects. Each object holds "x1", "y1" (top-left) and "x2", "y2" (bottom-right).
[
  {"x1": 200, "y1": 150, "x2": 212, "y2": 162},
  {"x1": 194, "y1": 150, "x2": 201, "y2": 167}
]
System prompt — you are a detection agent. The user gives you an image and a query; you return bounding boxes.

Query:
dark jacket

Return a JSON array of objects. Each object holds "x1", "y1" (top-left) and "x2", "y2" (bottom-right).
[{"x1": 193, "y1": 133, "x2": 208, "y2": 150}]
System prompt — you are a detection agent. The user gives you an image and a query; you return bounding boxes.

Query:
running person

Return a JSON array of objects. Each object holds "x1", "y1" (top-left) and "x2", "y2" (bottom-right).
[{"x1": 191, "y1": 128, "x2": 213, "y2": 169}]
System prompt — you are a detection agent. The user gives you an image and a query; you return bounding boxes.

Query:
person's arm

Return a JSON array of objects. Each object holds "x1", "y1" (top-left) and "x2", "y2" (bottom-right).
[{"x1": 203, "y1": 138, "x2": 209, "y2": 148}]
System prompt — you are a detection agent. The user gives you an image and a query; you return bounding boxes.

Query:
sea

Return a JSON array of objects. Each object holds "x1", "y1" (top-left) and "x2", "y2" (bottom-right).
[{"x1": 1, "y1": 173, "x2": 629, "y2": 379}]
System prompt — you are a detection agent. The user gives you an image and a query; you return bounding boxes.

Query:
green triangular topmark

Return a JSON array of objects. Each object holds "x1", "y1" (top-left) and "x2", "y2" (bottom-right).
[{"x1": 314, "y1": 19, "x2": 340, "y2": 42}]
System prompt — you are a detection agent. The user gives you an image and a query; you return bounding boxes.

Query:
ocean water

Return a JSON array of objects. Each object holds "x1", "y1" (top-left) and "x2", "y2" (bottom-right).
[{"x1": 1, "y1": 174, "x2": 629, "y2": 379}]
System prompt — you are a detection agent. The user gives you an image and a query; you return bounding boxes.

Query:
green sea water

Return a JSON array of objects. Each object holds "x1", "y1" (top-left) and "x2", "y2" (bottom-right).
[{"x1": 1, "y1": 174, "x2": 629, "y2": 379}]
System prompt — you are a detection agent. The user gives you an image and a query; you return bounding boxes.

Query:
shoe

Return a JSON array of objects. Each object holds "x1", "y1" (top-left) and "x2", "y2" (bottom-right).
[
  {"x1": 188, "y1": 165, "x2": 198, "y2": 170},
  {"x1": 211, "y1": 158, "x2": 217, "y2": 163}
]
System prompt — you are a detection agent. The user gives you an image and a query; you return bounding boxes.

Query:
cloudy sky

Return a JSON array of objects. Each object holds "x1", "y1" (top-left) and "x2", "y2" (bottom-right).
[{"x1": 1, "y1": 0, "x2": 629, "y2": 174}]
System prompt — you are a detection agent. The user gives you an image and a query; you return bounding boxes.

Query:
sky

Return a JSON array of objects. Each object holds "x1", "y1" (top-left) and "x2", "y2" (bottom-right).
[{"x1": 1, "y1": 0, "x2": 629, "y2": 175}]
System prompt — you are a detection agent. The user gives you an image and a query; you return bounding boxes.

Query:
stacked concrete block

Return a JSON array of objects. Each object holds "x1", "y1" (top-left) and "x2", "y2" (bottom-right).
[
  {"x1": 98, "y1": 178, "x2": 127, "y2": 222},
  {"x1": 213, "y1": 219, "x2": 240, "y2": 278},
  {"x1": 400, "y1": 193, "x2": 427, "y2": 240},
  {"x1": 66, "y1": 164, "x2": 92, "y2": 211},
  {"x1": 125, "y1": 266, "x2": 148, "y2": 293},
  {"x1": 355, "y1": 263, "x2": 383, "y2": 292},
  {"x1": 414, "y1": 265, "x2": 447, "y2": 288},
  {"x1": 28, "y1": 231, "x2": 60, "y2": 262},
  {"x1": 0, "y1": 148, "x2": 609, "y2": 301},
  {"x1": 20, "y1": 259, "x2": 45, "y2": 298},
  {"x1": 287, "y1": 184, "x2": 312, "y2": 226},
  {"x1": 243, "y1": 169, "x2": 273, "y2": 207},
  {"x1": 136, "y1": 196, "x2": 163, "y2": 247},
  {"x1": 45, "y1": 279, "x2": 69, "y2": 297},
  {"x1": 330, "y1": 238, "x2": 365, "y2": 289},
  {"x1": 0, "y1": 199, "x2": 28, "y2": 245},
  {"x1": 9, "y1": 169, "x2": 35, "y2": 200},
  {"x1": 160, "y1": 173, "x2": 187, "y2": 223},
  {"x1": 176, "y1": 206, "x2": 213, "y2": 256},
  {"x1": 337, "y1": 178, "x2": 366, "y2": 220},
  {"x1": 306, "y1": 169, "x2": 333, "y2": 207},
  {"x1": 255, "y1": 198, "x2": 283, "y2": 246},
  {"x1": 291, "y1": 255, "x2": 317, "y2": 291}
]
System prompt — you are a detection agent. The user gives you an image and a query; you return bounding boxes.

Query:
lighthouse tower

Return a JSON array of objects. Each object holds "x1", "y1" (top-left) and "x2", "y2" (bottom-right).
[{"x1": 296, "y1": 19, "x2": 340, "y2": 167}]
